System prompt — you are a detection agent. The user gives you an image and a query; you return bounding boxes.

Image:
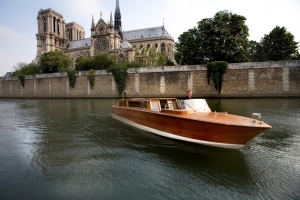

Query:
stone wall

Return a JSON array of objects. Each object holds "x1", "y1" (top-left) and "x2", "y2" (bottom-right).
[{"x1": 0, "y1": 61, "x2": 299, "y2": 98}]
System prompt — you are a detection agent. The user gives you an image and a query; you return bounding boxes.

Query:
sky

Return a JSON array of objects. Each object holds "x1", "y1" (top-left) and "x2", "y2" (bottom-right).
[{"x1": 0, "y1": 0, "x2": 299, "y2": 76}]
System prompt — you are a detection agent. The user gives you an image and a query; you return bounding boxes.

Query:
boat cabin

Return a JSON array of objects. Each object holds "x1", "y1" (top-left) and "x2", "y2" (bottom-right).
[{"x1": 114, "y1": 98, "x2": 211, "y2": 114}]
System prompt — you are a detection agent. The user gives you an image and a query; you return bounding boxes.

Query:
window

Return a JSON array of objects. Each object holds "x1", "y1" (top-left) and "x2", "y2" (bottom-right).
[
  {"x1": 53, "y1": 17, "x2": 56, "y2": 33},
  {"x1": 57, "y1": 20, "x2": 60, "y2": 35},
  {"x1": 43, "y1": 17, "x2": 46, "y2": 32},
  {"x1": 161, "y1": 43, "x2": 165, "y2": 52},
  {"x1": 67, "y1": 29, "x2": 70, "y2": 40}
]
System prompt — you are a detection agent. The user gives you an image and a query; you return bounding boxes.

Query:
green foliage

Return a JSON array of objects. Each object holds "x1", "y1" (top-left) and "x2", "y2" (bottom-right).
[
  {"x1": 117, "y1": 61, "x2": 143, "y2": 68},
  {"x1": 207, "y1": 61, "x2": 228, "y2": 94},
  {"x1": 88, "y1": 69, "x2": 95, "y2": 89},
  {"x1": 291, "y1": 51, "x2": 300, "y2": 60},
  {"x1": 92, "y1": 53, "x2": 117, "y2": 70},
  {"x1": 75, "y1": 53, "x2": 117, "y2": 71},
  {"x1": 261, "y1": 26, "x2": 299, "y2": 61},
  {"x1": 40, "y1": 51, "x2": 72, "y2": 73},
  {"x1": 107, "y1": 66, "x2": 128, "y2": 96},
  {"x1": 18, "y1": 75, "x2": 25, "y2": 87},
  {"x1": 75, "y1": 56, "x2": 93, "y2": 71},
  {"x1": 248, "y1": 40, "x2": 267, "y2": 62},
  {"x1": 67, "y1": 70, "x2": 76, "y2": 88},
  {"x1": 175, "y1": 10, "x2": 249, "y2": 64},
  {"x1": 175, "y1": 28, "x2": 204, "y2": 65},
  {"x1": 165, "y1": 59, "x2": 175, "y2": 66},
  {"x1": 12, "y1": 62, "x2": 40, "y2": 87},
  {"x1": 13, "y1": 63, "x2": 40, "y2": 77},
  {"x1": 135, "y1": 48, "x2": 171, "y2": 67}
]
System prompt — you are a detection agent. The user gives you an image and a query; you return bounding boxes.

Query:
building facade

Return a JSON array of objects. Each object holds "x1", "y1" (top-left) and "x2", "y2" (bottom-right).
[{"x1": 35, "y1": 0, "x2": 175, "y2": 67}]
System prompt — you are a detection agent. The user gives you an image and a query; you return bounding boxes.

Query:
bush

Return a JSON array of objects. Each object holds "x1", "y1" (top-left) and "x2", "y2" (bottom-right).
[
  {"x1": 67, "y1": 70, "x2": 77, "y2": 88},
  {"x1": 107, "y1": 66, "x2": 128, "y2": 96},
  {"x1": 13, "y1": 63, "x2": 40, "y2": 77},
  {"x1": 40, "y1": 51, "x2": 72, "y2": 73},
  {"x1": 88, "y1": 69, "x2": 95, "y2": 89},
  {"x1": 92, "y1": 53, "x2": 117, "y2": 70},
  {"x1": 207, "y1": 61, "x2": 228, "y2": 94},
  {"x1": 75, "y1": 56, "x2": 93, "y2": 71}
]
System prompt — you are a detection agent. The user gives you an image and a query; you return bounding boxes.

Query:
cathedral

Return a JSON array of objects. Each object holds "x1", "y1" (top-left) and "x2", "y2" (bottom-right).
[{"x1": 35, "y1": 0, "x2": 175, "y2": 67}]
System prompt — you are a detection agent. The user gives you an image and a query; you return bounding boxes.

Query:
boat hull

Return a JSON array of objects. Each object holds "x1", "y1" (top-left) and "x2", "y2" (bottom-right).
[{"x1": 111, "y1": 106, "x2": 270, "y2": 149}]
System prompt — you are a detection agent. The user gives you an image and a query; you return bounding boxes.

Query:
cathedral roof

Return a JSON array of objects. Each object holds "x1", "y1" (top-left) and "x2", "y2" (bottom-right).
[
  {"x1": 119, "y1": 41, "x2": 132, "y2": 49},
  {"x1": 123, "y1": 26, "x2": 173, "y2": 41},
  {"x1": 67, "y1": 38, "x2": 91, "y2": 50}
]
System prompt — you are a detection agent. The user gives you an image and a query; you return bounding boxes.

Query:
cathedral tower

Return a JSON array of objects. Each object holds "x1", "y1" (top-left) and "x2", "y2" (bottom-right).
[
  {"x1": 35, "y1": 8, "x2": 67, "y2": 61},
  {"x1": 114, "y1": 0, "x2": 122, "y2": 39}
]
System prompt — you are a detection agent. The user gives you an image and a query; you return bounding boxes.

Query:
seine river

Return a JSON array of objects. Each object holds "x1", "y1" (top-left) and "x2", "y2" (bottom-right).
[{"x1": 0, "y1": 98, "x2": 299, "y2": 200}]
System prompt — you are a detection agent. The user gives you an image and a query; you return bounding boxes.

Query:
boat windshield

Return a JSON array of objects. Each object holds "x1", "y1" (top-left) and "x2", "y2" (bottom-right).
[{"x1": 179, "y1": 99, "x2": 211, "y2": 112}]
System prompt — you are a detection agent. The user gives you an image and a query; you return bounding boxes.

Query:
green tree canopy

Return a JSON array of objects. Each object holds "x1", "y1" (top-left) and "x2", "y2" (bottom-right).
[
  {"x1": 40, "y1": 51, "x2": 72, "y2": 73},
  {"x1": 175, "y1": 28, "x2": 204, "y2": 65},
  {"x1": 135, "y1": 47, "x2": 173, "y2": 67},
  {"x1": 261, "y1": 26, "x2": 299, "y2": 61},
  {"x1": 175, "y1": 10, "x2": 249, "y2": 65},
  {"x1": 75, "y1": 53, "x2": 117, "y2": 71},
  {"x1": 248, "y1": 40, "x2": 267, "y2": 62},
  {"x1": 13, "y1": 62, "x2": 40, "y2": 76},
  {"x1": 75, "y1": 56, "x2": 93, "y2": 71}
]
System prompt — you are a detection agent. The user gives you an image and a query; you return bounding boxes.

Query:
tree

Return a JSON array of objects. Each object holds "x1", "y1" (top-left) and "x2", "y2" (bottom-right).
[
  {"x1": 40, "y1": 51, "x2": 72, "y2": 73},
  {"x1": 75, "y1": 56, "x2": 93, "y2": 71},
  {"x1": 135, "y1": 47, "x2": 172, "y2": 67},
  {"x1": 91, "y1": 53, "x2": 117, "y2": 70},
  {"x1": 248, "y1": 40, "x2": 267, "y2": 62},
  {"x1": 198, "y1": 10, "x2": 249, "y2": 63},
  {"x1": 261, "y1": 26, "x2": 299, "y2": 61},
  {"x1": 175, "y1": 28, "x2": 204, "y2": 65},
  {"x1": 175, "y1": 10, "x2": 249, "y2": 64},
  {"x1": 13, "y1": 62, "x2": 40, "y2": 76}
]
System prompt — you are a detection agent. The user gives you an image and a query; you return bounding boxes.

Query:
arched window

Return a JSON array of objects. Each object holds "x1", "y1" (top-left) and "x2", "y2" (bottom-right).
[
  {"x1": 67, "y1": 29, "x2": 70, "y2": 41},
  {"x1": 161, "y1": 43, "x2": 165, "y2": 52},
  {"x1": 43, "y1": 17, "x2": 46, "y2": 32},
  {"x1": 155, "y1": 43, "x2": 158, "y2": 50},
  {"x1": 147, "y1": 44, "x2": 151, "y2": 49},
  {"x1": 118, "y1": 53, "x2": 125, "y2": 62},
  {"x1": 139, "y1": 44, "x2": 143, "y2": 49},
  {"x1": 57, "y1": 20, "x2": 60, "y2": 35},
  {"x1": 53, "y1": 17, "x2": 56, "y2": 33}
]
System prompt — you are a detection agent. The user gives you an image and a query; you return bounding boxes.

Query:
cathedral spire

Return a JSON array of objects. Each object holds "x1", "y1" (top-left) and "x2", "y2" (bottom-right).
[
  {"x1": 115, "y1": 0, "x2": 121, "y2": 15},
  {"x1": 114, "y1": 0, "x2": 122, "y2": 39},
  {"x1": 110, "y1": 11, "x2": 113, "y2": 26},
  {"x1": 91, "y1": 14, "x2": 95, "y2": 31}
]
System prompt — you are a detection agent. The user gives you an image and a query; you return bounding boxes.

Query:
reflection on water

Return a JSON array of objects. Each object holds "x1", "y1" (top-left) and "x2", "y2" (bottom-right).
[{"x1": 0, "y1": 98, "x2": 299, "y2": 199}]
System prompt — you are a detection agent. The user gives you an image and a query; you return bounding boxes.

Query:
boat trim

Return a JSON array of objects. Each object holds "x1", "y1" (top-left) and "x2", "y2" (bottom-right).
[{"x1": 112, "y1": 114, "x2": 244, "y2": 150}]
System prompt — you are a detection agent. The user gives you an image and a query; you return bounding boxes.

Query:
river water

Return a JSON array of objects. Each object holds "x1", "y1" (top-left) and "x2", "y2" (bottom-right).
[{"x1": 0, "y1": 98, "x2": 299, "y2": 200}]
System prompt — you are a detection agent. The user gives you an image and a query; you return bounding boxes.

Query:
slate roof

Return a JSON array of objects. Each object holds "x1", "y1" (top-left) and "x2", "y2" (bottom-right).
[
  {"x1": 67, "y1": 38, "x2": 91, "y2": 49},
  {"x1": 123, "y1": 26, "x2": 173, "y2": 41},
  {"x1": 119, "y1": 40, "x2": 132, "y2": 49}
]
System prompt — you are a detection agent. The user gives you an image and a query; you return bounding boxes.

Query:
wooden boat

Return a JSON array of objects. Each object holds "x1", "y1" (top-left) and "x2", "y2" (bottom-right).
[{"x1": 111, "y1": 98, "x2": 271, "y2": 149}]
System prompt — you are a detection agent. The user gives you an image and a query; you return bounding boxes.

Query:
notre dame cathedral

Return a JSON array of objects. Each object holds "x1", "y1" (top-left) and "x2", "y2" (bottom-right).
[{"x1": 35, "y1": 0, "x2": 175, "y2": 67}]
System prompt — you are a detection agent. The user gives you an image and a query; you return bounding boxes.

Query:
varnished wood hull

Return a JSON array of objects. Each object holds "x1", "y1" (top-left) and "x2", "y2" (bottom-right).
[{"x1": 111, "y1": 106, "x2": 271, "y2": 149}]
